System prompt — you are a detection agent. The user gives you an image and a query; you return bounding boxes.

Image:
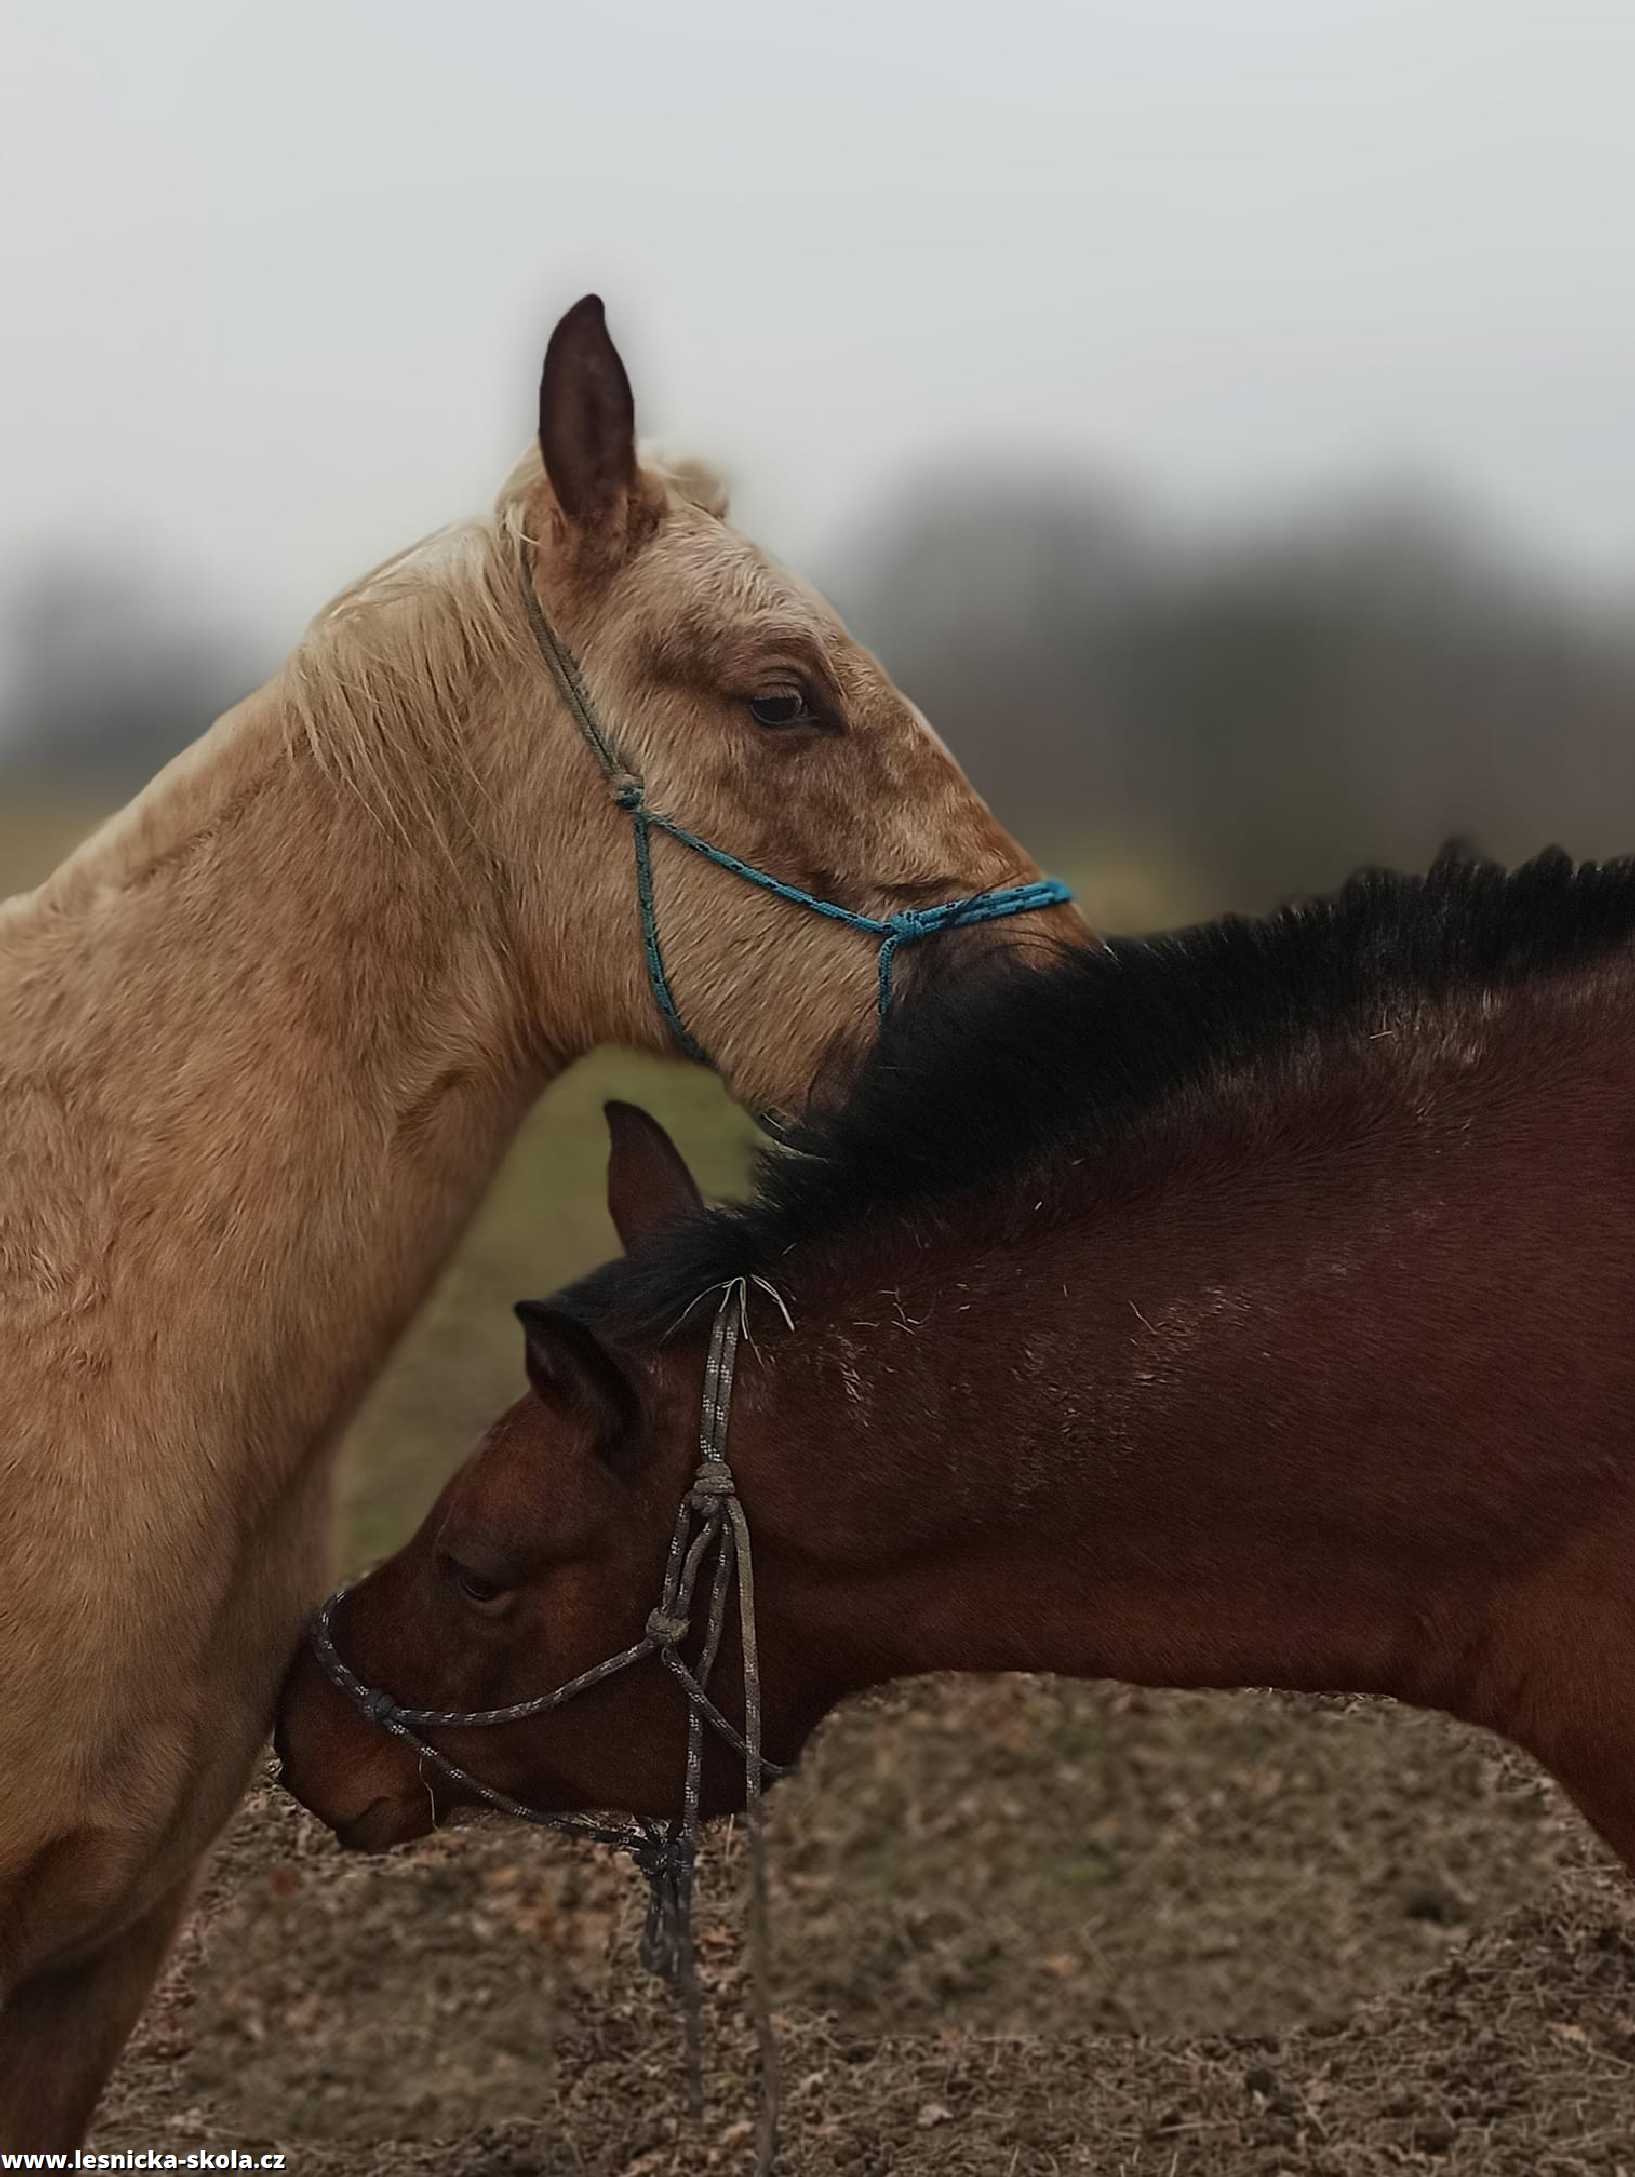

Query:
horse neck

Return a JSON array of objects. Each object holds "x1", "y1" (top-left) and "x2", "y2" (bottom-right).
[
  {"x1": 2, "y1": 670, "x2": 556, "y2": 1525},
  {"x1": 734, "y1": 984, "x2": 1635, "y2": 1734}
]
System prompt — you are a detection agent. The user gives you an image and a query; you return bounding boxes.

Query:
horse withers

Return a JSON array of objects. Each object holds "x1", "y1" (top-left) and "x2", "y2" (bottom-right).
[
  {"x1": 0, "y1": 295, "x2": 1078, "y2": 2150},
  {"x1": 282, "y1": 846, "x2": 1635, "y2": 1944}
]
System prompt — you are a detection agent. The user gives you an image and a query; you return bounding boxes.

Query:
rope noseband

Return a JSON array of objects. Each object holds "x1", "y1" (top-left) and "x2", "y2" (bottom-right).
[
  {"x1": 306, "y1": 1284, "x2": 784, "y2": 2170},
  {"x1": 518, "y1": 555, "x2": 1073, "y2": 1065}
]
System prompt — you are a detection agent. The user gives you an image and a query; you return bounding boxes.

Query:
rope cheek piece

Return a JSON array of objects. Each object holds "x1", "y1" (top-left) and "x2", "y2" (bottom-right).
[
  {"x1": 517, "y1": 553, "x2": 1074, "y2": 1068},
  {"x1": 306, "y1": 1284, "x2": 785, "y2": 2173}
]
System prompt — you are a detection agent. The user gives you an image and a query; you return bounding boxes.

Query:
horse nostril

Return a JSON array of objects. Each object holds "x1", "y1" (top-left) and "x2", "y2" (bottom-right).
[{"x1": 335, "y1": 1797, "x2": 399, "y2": 1853}]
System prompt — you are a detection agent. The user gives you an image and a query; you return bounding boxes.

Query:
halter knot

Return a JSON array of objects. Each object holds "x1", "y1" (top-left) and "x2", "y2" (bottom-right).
[
  {"x1": 688, "y1": 1465, "x2": 736, "y2": 1506},
  {"x1": 611, "y1": 777, "x2": 645, "y2": 812},
  {"x1": 645, "y1": 1608, "x2": 691, "y2": 1647},
  {"x1": 363, "y1": 1690, "x2": 398, "y2": 1725}
]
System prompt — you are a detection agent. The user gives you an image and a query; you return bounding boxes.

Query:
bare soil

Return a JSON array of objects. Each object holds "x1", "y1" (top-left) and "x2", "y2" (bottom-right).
[{"x1": 98, "y1": 1676, "x2": 1635, "y2": 2174}]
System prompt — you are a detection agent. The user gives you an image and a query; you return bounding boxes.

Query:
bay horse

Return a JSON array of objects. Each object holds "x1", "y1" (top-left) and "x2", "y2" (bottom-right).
[
  {"x1": 0, "y1": 295, "x2": 1076, "y2": 2149},
  {"x1": 281, "y1": 845, "x2": 1635, "y2": 2128}
]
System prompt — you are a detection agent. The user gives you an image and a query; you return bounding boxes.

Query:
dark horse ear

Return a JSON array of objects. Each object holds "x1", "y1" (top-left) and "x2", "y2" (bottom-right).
[
  {"x1": 538, "y1": 295, "x2": 639, "y2": 533},
  {"x1": 605, "y1": 1101, "x2": 704, "y2": 1252},
  {"x1": 514, "y1": 1302, "x2": 644, "y2": 1472}
]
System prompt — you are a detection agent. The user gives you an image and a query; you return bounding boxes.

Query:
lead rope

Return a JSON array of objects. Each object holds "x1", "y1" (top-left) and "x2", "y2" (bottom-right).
[
  {"x1": 640, "y1": 1292, "x2": 781, "y2": 2164},
  {"x1": 516, "y1": 551, "x2": 1074, "y2": 1067},
  {"x1": 696, "y1": 1296, "x2": 781, "y2": 2168},
  {"x1": 723, "y1": 1442, "x2": 780, "y2": 2166}
]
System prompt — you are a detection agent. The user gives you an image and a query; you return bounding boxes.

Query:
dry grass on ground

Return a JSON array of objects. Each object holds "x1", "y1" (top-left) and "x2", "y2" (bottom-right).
[{"x1": 101, "y1": 1682, "x2": 1635, "y2": 2174}]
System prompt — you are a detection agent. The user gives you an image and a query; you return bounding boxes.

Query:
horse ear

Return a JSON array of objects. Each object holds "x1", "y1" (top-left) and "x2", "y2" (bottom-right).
[
  {"x1": 513, "y1": 1302, "x2": 643, "y2": 1470},
  {"x1": 538, "y1": 295, "x2": 639, "y2": 534},
  {"x1": 605, "y1": 1101, "x2": 704, "y2": 1252}
]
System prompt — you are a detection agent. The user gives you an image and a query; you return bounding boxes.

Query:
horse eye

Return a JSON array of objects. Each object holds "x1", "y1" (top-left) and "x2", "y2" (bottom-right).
[
  {"x1": 747, "y1": 690, "x2": 816, "y2": 729},
  {"x1": 445, "y1": 1559, "x2": 509, "y2": 1608}
]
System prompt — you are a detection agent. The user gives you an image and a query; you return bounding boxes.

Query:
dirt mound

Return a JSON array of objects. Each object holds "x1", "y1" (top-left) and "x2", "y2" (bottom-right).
[{"x1": 98, "y1": 1677, "x2": 1635, "y2": 2173}]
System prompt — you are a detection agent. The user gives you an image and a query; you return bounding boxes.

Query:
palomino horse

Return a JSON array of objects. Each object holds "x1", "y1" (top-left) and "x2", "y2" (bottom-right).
[
  {"x1": 0, "y1": 295, "x2": 1076, "y2": 2148},
  {"x1": 283, "y1": 846, "x2": 1635, "y2": 2144}
]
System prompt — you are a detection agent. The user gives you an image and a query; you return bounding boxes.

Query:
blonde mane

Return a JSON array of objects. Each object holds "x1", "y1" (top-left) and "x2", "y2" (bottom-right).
[{"x1": 278, "y1": 446, "x2": 730, "y2": 861}]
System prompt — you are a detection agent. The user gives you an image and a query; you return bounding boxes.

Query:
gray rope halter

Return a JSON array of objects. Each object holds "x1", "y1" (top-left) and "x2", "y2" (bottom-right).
[{"x1": 306, "y1": 1284, "x2": 784, "y2": 2171}]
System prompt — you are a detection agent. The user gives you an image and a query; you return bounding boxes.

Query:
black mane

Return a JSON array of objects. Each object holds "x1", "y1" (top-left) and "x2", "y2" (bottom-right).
[{"x1": 563, "y1": 845, "x2": 1635, "y2": 1338}]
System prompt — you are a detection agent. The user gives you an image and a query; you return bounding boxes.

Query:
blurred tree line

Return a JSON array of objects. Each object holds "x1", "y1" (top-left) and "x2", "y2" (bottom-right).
[
  {"x1": 835, "y1": 473, "x2": 1635, "y2": 916},
  {"x1": 4, "y1": 477, "x2": 1633, "y2": 921},
  {"x1": 0, "y1": 561, "x2": 266, "y2": 798}
]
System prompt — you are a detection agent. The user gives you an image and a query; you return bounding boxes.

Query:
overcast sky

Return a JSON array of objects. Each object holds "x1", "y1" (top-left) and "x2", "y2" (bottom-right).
[{"x1": 5, "y1": 0, "x2": 1635, "y2": 670}]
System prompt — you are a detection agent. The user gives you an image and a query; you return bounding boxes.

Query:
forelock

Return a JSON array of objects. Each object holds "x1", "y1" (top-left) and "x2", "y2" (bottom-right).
[{"x1": 642, "y1": 445, "x2": 731, "y2": 520}]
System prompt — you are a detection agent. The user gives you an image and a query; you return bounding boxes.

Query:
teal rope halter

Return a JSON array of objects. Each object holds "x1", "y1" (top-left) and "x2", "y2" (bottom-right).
[{"x1": 519, "y1": 559, "x2": 1072, "y2": 1066}]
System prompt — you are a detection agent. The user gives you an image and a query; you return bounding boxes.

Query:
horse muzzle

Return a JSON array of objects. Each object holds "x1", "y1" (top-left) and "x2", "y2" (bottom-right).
[{"x1": 273, "y1": 1637, "x2": 435, "y2": 1852}]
